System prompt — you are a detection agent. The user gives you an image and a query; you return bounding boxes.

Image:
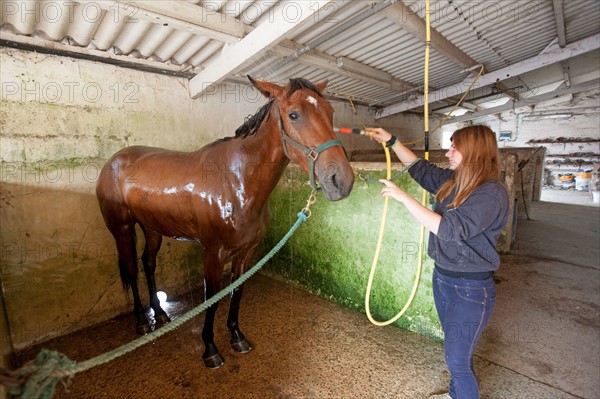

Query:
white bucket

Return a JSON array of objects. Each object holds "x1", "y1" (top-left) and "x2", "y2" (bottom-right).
[
  {"x1": 593, "y1": 191, "x2": 600, "y2": 204},
  {"x1": 575, "y1": 176, "x2": 592, "y2": 191}
]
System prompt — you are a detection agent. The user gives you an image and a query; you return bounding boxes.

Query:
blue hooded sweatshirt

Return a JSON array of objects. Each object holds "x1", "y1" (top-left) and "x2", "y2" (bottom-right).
[{"x1": 409, "y1": 159, "x2": 510, "y2": 275}]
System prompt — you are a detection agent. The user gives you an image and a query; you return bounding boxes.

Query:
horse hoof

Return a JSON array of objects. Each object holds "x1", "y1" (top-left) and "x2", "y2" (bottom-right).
[
  {"x1": 231, "y1": 338, "x2": 252, "y2": 353},
  {"x1": 136, "y1": 324, "x2": 151, "y2": 336},
  {"x1": 154, "y1": 313, "x2": 171, "y2": 326},
  {"x1": 203, "y1": 353, "x2": 224, "y2": 369}
]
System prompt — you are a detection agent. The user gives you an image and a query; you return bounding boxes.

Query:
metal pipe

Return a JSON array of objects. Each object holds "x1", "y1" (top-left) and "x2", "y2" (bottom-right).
[{"x1": 461, "y1": 64, "x2": 483, "y2": 73}]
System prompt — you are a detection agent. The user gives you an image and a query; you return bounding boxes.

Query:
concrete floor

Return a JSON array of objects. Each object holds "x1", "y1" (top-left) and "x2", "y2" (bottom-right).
[
  {"x1": 540, "y1": 187, "x2": 600, "y2": 207},
  {"x1": 15, "y1": 190, "x2": 600, "y2": 399}
]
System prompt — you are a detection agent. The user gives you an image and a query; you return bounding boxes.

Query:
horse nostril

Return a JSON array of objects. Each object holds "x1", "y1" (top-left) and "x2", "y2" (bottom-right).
[
  {"x1": 331, "y1": 173, "x2": 349, "y2": 193},
  {"x1": 330, "y1": 173, "x2": 340, "y2": 190}
]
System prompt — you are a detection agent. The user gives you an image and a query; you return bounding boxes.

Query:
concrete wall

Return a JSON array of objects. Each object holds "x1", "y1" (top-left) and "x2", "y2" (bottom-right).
[
  {"x1": 0, "y1": 48, "x2": 424, "y2": 350},
  {"x1": 261, "y1": 165, "x2": 442, "y2": 339}
]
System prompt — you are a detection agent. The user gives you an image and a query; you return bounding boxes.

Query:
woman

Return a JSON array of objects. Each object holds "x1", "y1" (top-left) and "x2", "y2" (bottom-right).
[{"x1": 367, "y1": 125, "x2": 509, "y2": 399}]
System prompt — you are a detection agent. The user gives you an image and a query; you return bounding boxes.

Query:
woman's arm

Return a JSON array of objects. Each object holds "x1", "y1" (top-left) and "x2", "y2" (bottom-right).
[
  {"x1": 366, "y1": 127, "x2": 417, "y2": 167},
  {"x1": 379, "y1": 179, "x2": 441, "y2": 235}
]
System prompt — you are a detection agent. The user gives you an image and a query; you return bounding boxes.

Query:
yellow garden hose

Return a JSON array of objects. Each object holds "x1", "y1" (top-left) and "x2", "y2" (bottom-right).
[
  {"x1": 364, "y1": 143, "x2": 426, "y2": 326},
  {"x1": 364, "y1": 0, "x2": 431, "y2": 326},
  {"x1": 355, "y1": 0, "x2": 483, "y2": 326}
]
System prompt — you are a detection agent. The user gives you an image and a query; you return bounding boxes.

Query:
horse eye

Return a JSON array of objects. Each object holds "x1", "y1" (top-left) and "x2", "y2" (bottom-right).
[{"x1": 288, "y1": 112, "x2": 300, "y2": 121}]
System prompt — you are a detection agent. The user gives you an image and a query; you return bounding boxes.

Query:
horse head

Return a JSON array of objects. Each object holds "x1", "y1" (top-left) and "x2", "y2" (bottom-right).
[{"x1": 248, "y1": 76, "x2": 354, "y2": 201}]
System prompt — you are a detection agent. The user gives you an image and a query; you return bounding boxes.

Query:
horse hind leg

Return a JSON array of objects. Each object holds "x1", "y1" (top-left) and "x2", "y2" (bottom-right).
[
  {"x1": 112, "y1": 224, "x2": 151, "y2": 335},
  {"x1": 227, "y1": 251, "x2": 255, "y2": 354},
  {"x1": 201, "y1": 249, "x2": 227, "y2": 369},
  {"x1": 140, "y1": 226, "x2": 170, "y2": 327}
]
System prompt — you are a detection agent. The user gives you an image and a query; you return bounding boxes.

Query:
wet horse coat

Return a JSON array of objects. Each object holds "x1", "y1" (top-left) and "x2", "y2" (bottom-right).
[{"x1": 96, "y1": 77, "x2": 354, "y2": 368}]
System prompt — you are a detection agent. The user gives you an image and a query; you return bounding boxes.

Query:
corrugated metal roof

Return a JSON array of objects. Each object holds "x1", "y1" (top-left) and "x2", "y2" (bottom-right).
[{"x1": 1, "y1": 0, "x2": 599, "y2": 115}]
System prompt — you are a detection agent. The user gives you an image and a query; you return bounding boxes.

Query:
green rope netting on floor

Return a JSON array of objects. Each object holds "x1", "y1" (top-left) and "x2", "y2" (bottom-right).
[{"x1": 5, "y1": 211, "x2": 309, "y2": 399}]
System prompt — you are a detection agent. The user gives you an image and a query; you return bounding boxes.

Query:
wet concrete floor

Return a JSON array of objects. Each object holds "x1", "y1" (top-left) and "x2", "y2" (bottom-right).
[{"x1": 16, "y1": 195, "x2": 600, "y2": 398}]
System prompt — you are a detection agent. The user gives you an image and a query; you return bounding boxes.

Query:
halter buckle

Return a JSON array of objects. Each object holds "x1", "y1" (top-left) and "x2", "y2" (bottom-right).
[{"x1": 306, "y1": 147, "x2": 319, "y2": 161}]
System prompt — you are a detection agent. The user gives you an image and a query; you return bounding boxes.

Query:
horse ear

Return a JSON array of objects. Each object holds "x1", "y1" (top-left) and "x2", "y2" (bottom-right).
[
  {"x1": 247, "y1": 75, "x2": 283, "y2": 99},
  {"x1": 315, "y1": 81, "x2": 328, "y2": 94}
]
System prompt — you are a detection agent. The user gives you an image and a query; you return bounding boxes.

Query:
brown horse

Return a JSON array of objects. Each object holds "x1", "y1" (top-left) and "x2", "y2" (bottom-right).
[{"x1": 96, "y1": 76, "x2": 354, "y2": 368}]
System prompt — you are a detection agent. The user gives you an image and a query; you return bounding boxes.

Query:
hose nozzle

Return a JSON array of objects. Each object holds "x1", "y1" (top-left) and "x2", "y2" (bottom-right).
[{"x1": 334, "y1": 127, "x2": 370, "y2": 136}]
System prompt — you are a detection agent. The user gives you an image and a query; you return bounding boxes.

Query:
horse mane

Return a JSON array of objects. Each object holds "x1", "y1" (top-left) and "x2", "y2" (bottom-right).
[
  {"x1": 234, "y1": 78, "x2": 324, "y2": 139},
  {"x1": 234, "y1": 99, "x2": 274, "y2": 139}
]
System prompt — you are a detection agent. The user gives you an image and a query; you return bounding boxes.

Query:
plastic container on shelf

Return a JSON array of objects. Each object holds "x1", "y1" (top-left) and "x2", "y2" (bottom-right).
[
  {"x1": 559, "y1": 173, "x2": 576, "y2": 189},
  {"x1": 575, "y1": 175, "x2": 592, "y2": 191}
]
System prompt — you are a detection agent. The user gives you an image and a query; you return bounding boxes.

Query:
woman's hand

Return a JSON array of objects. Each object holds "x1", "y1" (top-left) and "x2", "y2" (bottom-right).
[
  {"x1": 366, "y1": 127, "x2": 393, "y2": 144},
  {"x1": 379, "y1": 179, "x2": 410, "y2": 203},
  {"x1": 380, "y1": 178, "x2": 442, "y2": 235}
]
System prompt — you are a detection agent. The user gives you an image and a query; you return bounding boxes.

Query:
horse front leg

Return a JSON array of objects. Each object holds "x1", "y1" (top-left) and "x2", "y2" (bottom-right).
[
  {"x1": 227, "y1": 250, "x2": 256, "y2": 354},
  {"x1": 201, "y1": 249, "x2": 226, "y2": 369}
]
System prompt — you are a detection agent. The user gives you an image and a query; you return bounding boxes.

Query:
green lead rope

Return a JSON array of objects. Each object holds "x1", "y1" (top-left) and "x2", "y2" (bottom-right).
[{"x1": 7, "y1": 210, "x2": 310, "y2": 399}]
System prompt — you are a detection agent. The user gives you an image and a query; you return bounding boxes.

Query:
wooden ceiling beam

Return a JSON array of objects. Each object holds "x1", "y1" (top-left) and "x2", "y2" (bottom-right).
[
  {"x1": 552, "y1": 0, "x2": 567, "y2": 47},
  {"x1": 494, "y1": 82, "x2": 522, "y2": 101},
  {"x1": 270, "y1": 40, "x2": 417, "y2": 93}
]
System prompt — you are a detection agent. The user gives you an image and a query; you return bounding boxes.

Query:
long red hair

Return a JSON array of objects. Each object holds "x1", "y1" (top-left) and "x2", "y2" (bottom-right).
[{"x1": 436, "y1": 125, "x2": 501, "y2": 208}]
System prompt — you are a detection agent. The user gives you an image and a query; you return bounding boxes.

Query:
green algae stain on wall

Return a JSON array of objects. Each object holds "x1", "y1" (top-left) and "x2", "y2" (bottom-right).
[{"x1": 261, "y1": 165, "x2": 442, "y2": 340}]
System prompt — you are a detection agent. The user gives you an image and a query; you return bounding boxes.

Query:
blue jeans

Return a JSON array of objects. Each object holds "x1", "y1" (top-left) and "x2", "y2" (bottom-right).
[{"x1": 432, "y1": 268, "x2": 496, "y2": 399}]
